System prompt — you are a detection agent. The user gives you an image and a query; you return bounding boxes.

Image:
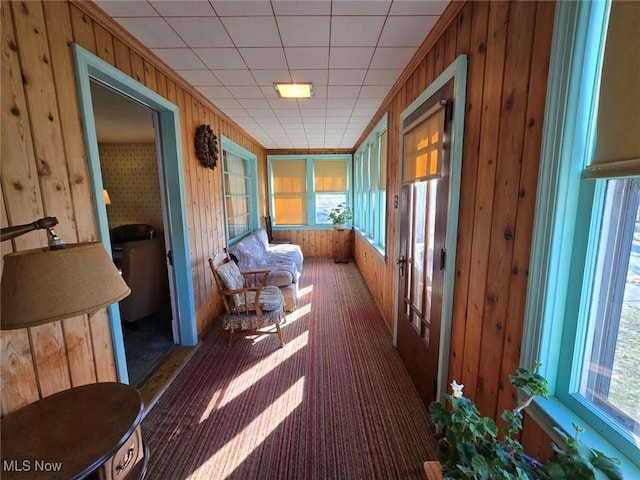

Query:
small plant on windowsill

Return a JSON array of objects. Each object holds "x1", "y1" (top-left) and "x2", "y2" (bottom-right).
[
  {"x1": 427, "y1": 364, "x2": 624, "y2": 480},
  {"x1": 328, "y1": 202, "x2": 353, "y2": 229}
]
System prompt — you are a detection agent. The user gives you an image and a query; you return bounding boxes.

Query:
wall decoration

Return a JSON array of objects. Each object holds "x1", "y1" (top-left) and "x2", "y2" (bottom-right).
[{"x1": 195, "y1": 124, "x2": 218, "y2": 170}]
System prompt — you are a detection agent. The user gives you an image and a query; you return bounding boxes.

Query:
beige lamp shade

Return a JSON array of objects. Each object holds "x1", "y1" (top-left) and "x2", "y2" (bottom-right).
[{"x1": 1, "y1": 242, "x2": 131, "y2": 330}]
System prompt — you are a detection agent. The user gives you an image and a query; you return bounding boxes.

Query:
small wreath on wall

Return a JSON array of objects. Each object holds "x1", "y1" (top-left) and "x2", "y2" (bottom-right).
[{"x1": 195, "y1": 124, "x2": 218, "y2": 170}]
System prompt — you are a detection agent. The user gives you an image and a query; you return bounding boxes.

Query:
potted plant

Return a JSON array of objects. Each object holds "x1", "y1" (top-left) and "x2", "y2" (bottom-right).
[
  {"x1": 427, "y1": 364, "x2": 624, "y2": 480},
  {"x1": 328, "y1": 202, "x2": 353, "y2": 229}
]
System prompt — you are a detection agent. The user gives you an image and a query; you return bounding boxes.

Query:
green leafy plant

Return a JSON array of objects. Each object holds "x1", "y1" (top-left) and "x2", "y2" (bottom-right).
[
  {"x1": 328, "y1": 202, "x2": 353, "y2": 225},
  {"x1": 428, "y1": 364, "x2": 624, "y2": 480}
]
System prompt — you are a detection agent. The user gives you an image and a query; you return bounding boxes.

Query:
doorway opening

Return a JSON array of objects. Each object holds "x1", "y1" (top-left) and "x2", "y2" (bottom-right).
[
  {"x1": 91, "y1": 81, "x2": 174, "y2": 387},
  {"x1": 74, "y1": 44, "x2": 197, "y2": 385}
]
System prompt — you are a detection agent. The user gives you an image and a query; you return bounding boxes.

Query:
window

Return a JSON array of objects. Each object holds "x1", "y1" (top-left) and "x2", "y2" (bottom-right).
[
  {"x1": 579, "y1": 178, "x2": 639, "y2": 435},
  {"x1": 267, "y1": 154, "x2": 351, "y2": 228},
  {"x1": 523, "y1": 1, "x2": 639, "y2": 473},
  {"x1": 353, "y1": 115, "x2": 387, "y2": 252},
  {"x1": 221, "y1": 137, "x2": 258, "y2": 244}
]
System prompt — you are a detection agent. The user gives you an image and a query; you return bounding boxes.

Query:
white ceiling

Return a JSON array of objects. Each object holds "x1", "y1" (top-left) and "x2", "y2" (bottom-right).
[{"x1": 93, "y1": 0, "x2": 449, "y2": 150}]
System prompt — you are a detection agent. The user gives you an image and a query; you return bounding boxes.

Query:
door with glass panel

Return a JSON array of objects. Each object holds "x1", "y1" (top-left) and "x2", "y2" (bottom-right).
[{"x1": 397, "y1": 85, "x2": 452, "y2": 406}]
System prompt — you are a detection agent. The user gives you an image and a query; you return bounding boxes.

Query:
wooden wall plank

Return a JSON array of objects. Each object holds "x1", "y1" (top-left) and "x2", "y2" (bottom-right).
[
  {"x1": 11, "y1": 0, "x2": 74, "y2": 397},
  {"x1": 460, "y1": 0, "x2": 510, "y2": 402},
  {"x1": 69, "y1": 2, "x2": 96, "y2": 53},
  {"x1": 94, "y1": 22, "x2": 114, "y2": 64},
  {"x1": 497, "y1": 0, "x2": 556, "y2": 419},
  {"x1": 112, "y1": 37, "x2": 131, "y2": 75},
  {"x1": 448, "y1": 0, "x2": 489, "y2": 386},
  {"x1": 476, "y1": 0, "x2": 538, "y2": 418}
]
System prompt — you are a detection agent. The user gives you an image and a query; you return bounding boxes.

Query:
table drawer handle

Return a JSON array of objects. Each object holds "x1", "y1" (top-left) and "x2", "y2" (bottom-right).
[{"x1": 116, "y1": 445, "x2": 135, "y2": 474}]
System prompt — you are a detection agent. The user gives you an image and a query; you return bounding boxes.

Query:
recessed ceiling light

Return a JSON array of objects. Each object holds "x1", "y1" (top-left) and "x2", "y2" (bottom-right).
[{"x1": 274, "y1": 82, "x2": 313, "y2": 99}]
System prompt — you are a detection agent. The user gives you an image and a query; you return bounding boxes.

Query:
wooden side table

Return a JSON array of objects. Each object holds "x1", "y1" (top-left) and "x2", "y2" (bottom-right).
[
  {"x1": 1, "y1": 382, "x2": 147, "y2": 480},
  {"x1": 333, "y1": 227, "x2": 352, "y2": 263}
]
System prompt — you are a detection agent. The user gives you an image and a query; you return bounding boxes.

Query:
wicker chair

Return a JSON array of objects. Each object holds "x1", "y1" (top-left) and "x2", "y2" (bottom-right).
[{"x1": 209, "y1": 252, "x2": 285, "y2": 348}]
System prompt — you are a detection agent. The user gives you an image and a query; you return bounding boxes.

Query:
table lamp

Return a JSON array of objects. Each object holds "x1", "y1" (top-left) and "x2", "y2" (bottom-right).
[{"x1": 0, "y1": 217, "x2": 148, "y2": 479}]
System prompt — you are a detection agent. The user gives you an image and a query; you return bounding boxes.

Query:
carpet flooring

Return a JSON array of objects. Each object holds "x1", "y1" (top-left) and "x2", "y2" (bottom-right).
[{"x1": 141, "y1": 258, "x2": 438, "y2": 479}]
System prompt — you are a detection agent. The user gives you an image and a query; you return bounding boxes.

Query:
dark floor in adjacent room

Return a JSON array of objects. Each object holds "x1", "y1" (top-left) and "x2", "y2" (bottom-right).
[{"x1": 122, "y1": 308, "x2": 175, "y2": 388}]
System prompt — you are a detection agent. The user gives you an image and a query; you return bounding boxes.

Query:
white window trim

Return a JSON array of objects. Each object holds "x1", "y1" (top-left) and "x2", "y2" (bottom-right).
[{"x1": 522, "y1": 1, "x2": 639, "y2": 474}]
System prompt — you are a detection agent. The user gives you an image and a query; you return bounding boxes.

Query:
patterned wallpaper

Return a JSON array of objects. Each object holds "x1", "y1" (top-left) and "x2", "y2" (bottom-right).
[{"x1": 99, "y1": 143, "x2": 164, "y2": 233}]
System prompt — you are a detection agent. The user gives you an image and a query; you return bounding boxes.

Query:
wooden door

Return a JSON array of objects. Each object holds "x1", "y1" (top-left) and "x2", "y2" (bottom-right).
[{"x1": 397, "y1": 83, "x2": 452, "y2": 406}]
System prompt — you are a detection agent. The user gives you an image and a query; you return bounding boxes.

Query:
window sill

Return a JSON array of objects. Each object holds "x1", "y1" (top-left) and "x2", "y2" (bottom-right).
[
  {"x1": 354, "y1": 229, "x2": 386, "y2": 261},
  {"x1": 527, "y1": 397, "x2": 639, "y2": 476}
]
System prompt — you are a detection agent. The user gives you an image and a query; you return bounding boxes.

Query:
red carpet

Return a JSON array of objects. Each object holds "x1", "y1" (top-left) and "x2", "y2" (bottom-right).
[{"x1": 141, "y1": 258, "x2": 438, "y2": 479}]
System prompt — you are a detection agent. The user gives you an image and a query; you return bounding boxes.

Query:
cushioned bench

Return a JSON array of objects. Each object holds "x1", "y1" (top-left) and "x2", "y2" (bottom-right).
[{"x1": 230, "y1": 228, "x2": 303, "y2": 312}]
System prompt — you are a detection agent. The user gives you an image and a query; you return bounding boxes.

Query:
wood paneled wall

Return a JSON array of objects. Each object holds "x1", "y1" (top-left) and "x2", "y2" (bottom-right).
[
  {"x1": 0, "y1": 0, "x2": 265, "y2": 415},
  {"x1": 353, "y1": 0, "x2": 556, "y2": 451}
]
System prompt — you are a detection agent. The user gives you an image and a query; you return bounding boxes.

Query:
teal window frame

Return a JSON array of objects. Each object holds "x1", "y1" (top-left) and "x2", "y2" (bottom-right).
[
  {"x1": 267, "y1": 154, "x2": 352, "y2": 229},
  {"x1": 220, "y1": 136, "x2": 259, "y2": 245},
  {"x1": 353, "y1": 115, "x2": 388, "y2": 256},
  {"x1": 522, "y1": 1, "x2": 639, "y2": 474}
]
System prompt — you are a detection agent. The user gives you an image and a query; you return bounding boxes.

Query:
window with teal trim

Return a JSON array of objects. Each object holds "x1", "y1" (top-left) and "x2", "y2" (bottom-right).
[
  {"x1": 221, "y1": 138, "x2": 258, "y2": 244},
  {"x1": 267, "y1": 154, "x2": 352, "y2": 228},
  {"x1": 524, "y1": 0, "x2": 639, "y2": 471},
  {"x1": 353, "y1": 116, "x2": 387, "y2": 252}
]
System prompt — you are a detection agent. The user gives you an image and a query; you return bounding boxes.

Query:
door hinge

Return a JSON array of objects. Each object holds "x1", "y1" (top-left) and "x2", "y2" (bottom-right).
[
  {"x1": 167, "y1": 250, "x2": 173, "y2": 266},
  {"x1": 433, "y1": 378, "x2": 438, "y2": 396},
  {"x1": 440, "y1": 248, "x2": 446, "y2": 270},
  {"x1": 443, "y1": 98, "x2": 454, "y2": 123}
]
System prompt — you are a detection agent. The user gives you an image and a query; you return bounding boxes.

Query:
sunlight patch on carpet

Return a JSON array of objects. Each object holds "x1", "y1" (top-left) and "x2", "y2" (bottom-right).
[
  {"x1": 209, "y1": 331, "x2": 309, "y2": 413},
  {"x1": 190, "y1": 377, "x2": 305, "y2": 479}
]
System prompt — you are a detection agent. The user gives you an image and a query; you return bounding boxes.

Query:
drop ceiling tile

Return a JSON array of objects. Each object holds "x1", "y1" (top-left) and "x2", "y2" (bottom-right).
[
  {"x1": 197, "y1": 86, "x2": 233, "y2": 98},
  {"x1": 285, "y1": 47, "x2": 329, "y2": 70},
  {"x1": 379, "y1": 16, "x2": 438, "y2": 47},
  {"x1": 221, "y1": 17, "x2": 281, "y2": 48},
  {"x1": 389, "y1": 0, "x2": 449, "y2": 16},
  {"x1": 249, "y1": 109, "x2": 277, "y2": 119},
  {"x1": 210, "y1": 98, "x2": 243, "y2": 109},
  {"x1": 277, "y1": 17, "x2": 330, "y2": 47},
  {"x1": 254, "y1": 70, "x2": 292, "y2": 86},
  {"x1": 327, "y1": 107, "x2": 355, "y2": 116},
  {"x1": 327, "y1": 85, "x2": 362, "y2": 98},
  {"x1": 151, "y1": 48, "x2": 206, "y2": 70},
  {"x1": 363, "y1": 69, "x2": 403, "y2": 86},
  {"x1": 116, "y1": 18, "x2": 186, "y2": 48},
  {"x1": 300, "y1": 109, "x2": 327, "y2": 118},
  {"x1": 213, "y1": 70, "x2": 257, "y2": 86},
  {"x1": 211, "y1": 1, "x2": 274, "y2": 16},
  {"x1": 355, "y1": 97, "x2": 383, "y2": 109},
  {"x1": 359, "y1": 85, "x2": 391, "y2": 98},
  {"x1": 227, "y1": 86, "x2": 265, "y2": 98},
  {"x1": 176, "y1": 70, "x2": 221, "y2": 86},
  {"x1": 290, "y1": 70, "x2": 328, "y2": 85},
  {"x1": 370, "y1": 47, "x2": 416, "y2": 69},
  {"x1": 327, "y1": 98, "x2": 356, "y2": 109},
  {"x1": 331, "y1": 0, "x2": 391, "y2": 16},
  {"x1": 166, "y1": 17, "x2": 232, "y2": 48},
  {"x1": 238, "y1": 98, "x2": 271, "y2": 109},
  {"x1": 329, "y1": 47, "x2": 374, "y2": 69},
  {"x1": 239, "y1": 48, "x2": 288, "y2": 70},
  {"x1": 223, "y1": 108, "x2": 252, "y2": 119},
  {"x1": 150, "y1": 1, "x2": 215, "y2": 17},
  {"x1": 273, "y1": 109, "x2": 302, "y2": 117},
  {"x1": 272, "y1": 1, "x2": 331, "y2": 16},
  {"x1": 331, "y1": 16, "x2": 385, "y2": 47},
  {"x1": 194, "y1": 48, "x2": 246, "y2": 69},
  {"x1": 94, "y1": 1, "x2": 158, "y2": 17},
  {"x1": 309, "y1": 85, "x2": 328, "y2": 99},
  {"x1": 298, "y1": 98, "x2": 327, "y2": 109},
  {"x1": 328, "y1": 69, "x2": 367, "y2": 86}
]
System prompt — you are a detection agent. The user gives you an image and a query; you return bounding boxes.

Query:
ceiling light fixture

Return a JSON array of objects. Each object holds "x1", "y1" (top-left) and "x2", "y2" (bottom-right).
[{"x1": 274, "y1": 82, "x2": 313, "y2": 99}]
